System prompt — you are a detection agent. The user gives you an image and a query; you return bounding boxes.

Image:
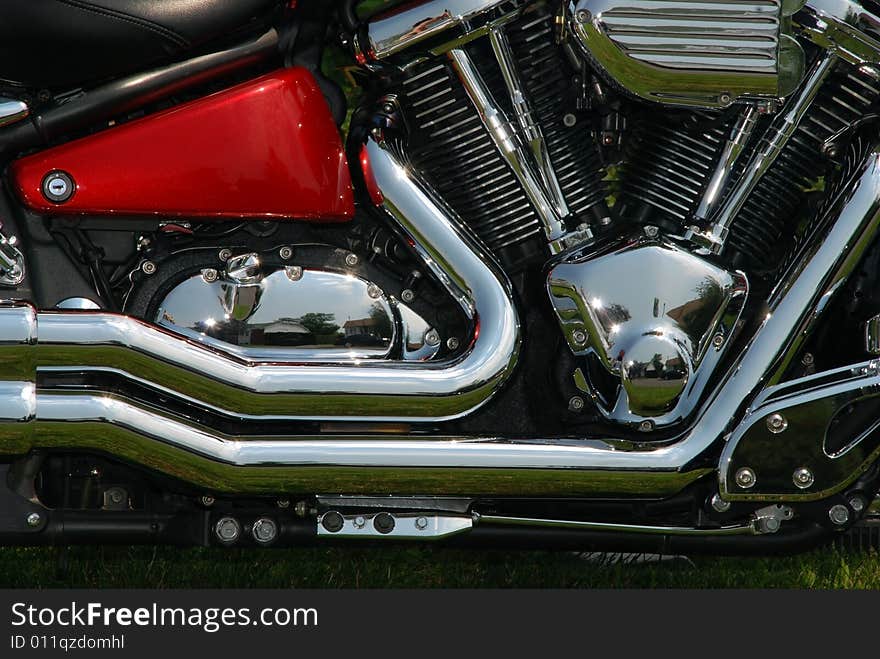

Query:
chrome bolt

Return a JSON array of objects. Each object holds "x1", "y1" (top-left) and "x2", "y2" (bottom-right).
[
  {"x1": 848, "y1": 495, "x2": 866, "y2": 513},
  {"x1": 575, "y1": 9, "x2": 591, "y2": 22},
  {"x1": 710, "y1": 494, "x2": 731, "y2": 513},
  {"x1": 218, "y1": 248, "x2": 232, "y2": 262},
  {"x1": 26, "y1": 512, "x2": 42, "y2": 528},
  {"x1": 367, "y1": 284, "x2": 382, "y2": 299},
  {"x1": 415, "y1": 516, "x2": 429, "y2": 531},
  {"x1": 200, "y1": 495, "x2": 215, "y2": 507},
  {"x1": 719, "y1": 92, "x2": 732, "y2": 104},
  {"x1": 761, "y1": 517, "x2": 781, "y2": 534},
  {"x1": 214, "y1": 517, "x2": 241, "y2": 544},
  {"x1": 829, "y1": 504, "x2": 850, "y2": 526},
  {"x1": 735, "y1": 467, "x2": 756, "y2": 489},
  {"x1": 572, "y1": 329, "x2": 587, "y2": 345},
  {"x1": 563, "y1": 113, "x2": 577, "y2": 127},
  {"x1": 766, "y1": 413, "x2": 788, "y2": 434},
  {"x1": 252, "y1": 518, "x2": 278, "y2": 544},
  {"x1": 711, "y1": 334, "x2": 725, "y2": 349},
  {"x1": 345, "y1": 253, "x2": 359, "y2": 267},
  {"x1": 279, "y1": 246, "x2": 293, "y2": 260},
  {"x1": 638, "y1": 420, "x2": 655, "y2": 433},
  {"x1": 201, "y1": 268, "x2": 219, "y2": 283},
  {"x1": 277, "y1": 498, "x2": 291, "y2": 509},
  {"x1": 793, "y1": 467, "x2": 814, "y2": 489},
  {"x1": 801, "y1": 353, "x2": 814, "y2": 366},
  {"x1": 568, "y1": 396, "x2": 585, "y2": 412},
  {"x1": 599, "y1": 216, "x2": 612, "y2": 226},
  {"x1": 401, "y1": 289, "x2": 415, "y2": 303},
  {"x1": 141, "y1": 261, "x2": 157, "y2": 275},
  {"x1": 424, "y1": 329, "x2": 441, "y2": 347},
  {"x1": 108, "y1": 488, "x2": 125, "y2": 505},
  {"x1": 447, "y1": 337, "x2": 460, "y2": 351},
  {"x1": 643, "y1": 225, "x2": 659, "y2": 238},
  {"x1": 284, "y1": 265, "x2": 304, "y2": 282},
  {"x1": 353, "y1": 515, "x2": 366, "y2": 529}
]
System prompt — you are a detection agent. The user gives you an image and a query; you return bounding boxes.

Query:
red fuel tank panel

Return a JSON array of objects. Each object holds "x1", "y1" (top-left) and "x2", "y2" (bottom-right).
[{"x1": 10, "y1": 68, "x2": 354, "y2": 221}]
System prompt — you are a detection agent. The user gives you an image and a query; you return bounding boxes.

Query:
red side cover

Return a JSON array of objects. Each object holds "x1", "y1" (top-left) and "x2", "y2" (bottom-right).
[{"x1": 10, "y1": 68, "x2": 354, "y2": 221}]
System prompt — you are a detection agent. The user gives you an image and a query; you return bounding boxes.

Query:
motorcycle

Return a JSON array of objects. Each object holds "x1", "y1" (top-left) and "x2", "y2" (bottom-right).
[{"x1": 0, "y1": 0, "x2": 879, "y2": 554}]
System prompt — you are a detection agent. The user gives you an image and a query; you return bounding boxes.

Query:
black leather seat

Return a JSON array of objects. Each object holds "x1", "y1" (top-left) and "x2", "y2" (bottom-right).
[{"x1": 0, "y1": 0, "x2": 282, "y2": 89}]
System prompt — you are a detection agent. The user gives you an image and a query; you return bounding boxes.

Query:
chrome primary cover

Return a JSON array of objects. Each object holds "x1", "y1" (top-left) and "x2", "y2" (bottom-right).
[
  {"x1": 547, "y1": 236, "x2": 748, "y2": 429},
  {"x1": 155, "y1": 254, "x2": 439, "y2": 363},
  {"x1": 570, "y1": 0, "x2": 807, "y2": 108}
]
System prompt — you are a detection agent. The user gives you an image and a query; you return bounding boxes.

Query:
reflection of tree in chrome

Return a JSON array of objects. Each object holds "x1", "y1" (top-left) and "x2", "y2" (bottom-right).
[
  {"x1": 298, "y1": 312, "x2": 340, "y2": 336},
  {"x1": 369, "y1": 302, "x2": 393, "y2": 341}
]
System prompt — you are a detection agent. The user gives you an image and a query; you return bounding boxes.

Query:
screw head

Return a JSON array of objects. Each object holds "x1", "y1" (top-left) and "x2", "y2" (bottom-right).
[
  {"x1": 277, "y1": 498, "x2": 291, "y2": 509},
  {"x1": 710, "y1": 494, "x2": 731, "y2": 513},
  {"x1": 141, "y1": 261, "x2": 157, "y2": 275},
  {"x1": 218, "y1": 248, "x2": 232, "y2": 262},
  {"x1": 279, "y1": 246, "x2": 293, "y2": 260},
  {"x1": 711, "y1": 334, "x2": 725, "y2": 349},
  {"x1": 252, "y1": 518, "x2": 278, "y2": 544},
  {"x1": 735, "y1": 467, "x2": 756, "y2": 489},
  {"x1": 285, "y1": 265, "x2": 304, "y2": 282},
  {"x1": 345, "y1": 253, "x2": 359, "y2": 267},
  {"x1": 571, "y1": 329, "x2": 587, "y2": 345},
  {"x1": 415, "y1": 516, "x2": 429, "y2": 531},
  {"x1": 801, "y1": 353, "x2": 815, "y2": 366},
  {"x1": 848, "y1": 495, "x2": 866, "y2": 513},
  {"x1": 353, "y1": 515, "x2": 366, "y2": 529},
  {"x1": 638, "y1": 419, "x2": 655, "y2": 433},
  {"x1": 367, "y1": 284, "x2": 382, "y2": 299},
  {"x1": 563, "y1": 113, "x2": 577, "y2": 127},
  {"x1": 447, "y1": 337, "x2": 460, "y2": 351},
  {"x1": 829, "y1": 504, "x2": 850, "y2": 526},
  {"x1": 214, "y1": 517, "x2": 241, "y2": 544},
  {"x1": 26, "y1": 512, "x2": 42, "y2": 528},
  {"x1": 424, "y1": 329, "x2": 441, "y2": 347},
  {"x1": 200, "y1": 495, "x2": 215, "y2": 507},
  {"x1": 201, "y1": 268, "x2": 218, "y2": 283},
  {"x1": 643, "y1": 225, "x2": 659, "y2": 238},
  {"x1": 401, "y1": 289, "x2": 415, "y2": 303},
  {"x1": 719, "y1": 92, "x2": 732, "y2": 104},
  {"x1": 766, "y1": 413, "x2": 788, "y2": 434},
  {"x1": 793, "y1": 467, "x2": 814, "y2": 489},
  {"x1": 575, "y1": 9, "x2": 592, "y2": 22},
  {"x1": 108, "y1": 488, "x2": 125, "y2": 505},
  {"x1": 568, "y1": 396, "x2": 585, "y2": 412}
]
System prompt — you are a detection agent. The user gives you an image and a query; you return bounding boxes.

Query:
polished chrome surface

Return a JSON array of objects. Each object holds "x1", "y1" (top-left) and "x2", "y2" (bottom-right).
[
  {"x1": 694, "y1": 106, "x2": 759, "y2": 222},
  {"x1": 317, "y1": 511, "x2": 473, "y2": 539},
  {"x1": 367, "y1": 0, "x2": 512, "y2": 58},
  {"x1": 449, "y1": 48, "x2": 583, "y2": 253},
  {"x1": 55, "y1": 297, "x2": 101, "y2": 310},
  {"x1": 720, "y1": 359, "x2": 880, "y2": 501},
  {"x1": 798, "y1": 0, "x2": 880, "y2": 66},
  {"x1": 688, "y1": 55, "x2": 836, "y2": 253},
  {"x1": 19, "y1": 130, "x2": 519, "y2": 422},
  {"x1": 488, "y1": 25, "x2": 570, "y2": 219},
  {"x1": 0, "y1": 229, "x2": 25, "y2": 287},
  {"x1": 570, "y1": 0, "x2": 805, "y2": 108},
  {"x1": 866, "y1": 312, "x2": 880, "y2": 354},
  {"x1": 156, "y1": 264, "x2": 398, "y2": 362},
  {"x1": 547, "y1": 236, "x2": 748, "y2": 428},
  {"x1": 0, "y1": 98, "x2": 28, "y2": 128}
]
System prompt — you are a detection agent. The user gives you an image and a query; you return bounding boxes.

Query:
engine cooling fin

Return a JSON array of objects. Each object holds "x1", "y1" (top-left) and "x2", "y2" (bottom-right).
[{"x1": 399, "y1": 5, "x2": 607, "y2": 267}]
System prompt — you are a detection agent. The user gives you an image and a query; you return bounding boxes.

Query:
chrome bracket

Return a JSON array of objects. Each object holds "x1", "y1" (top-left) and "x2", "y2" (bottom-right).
[
  {"x1": 0, "y1": 229, "x2": 25, "y2": 287},
  {"x1": 317, "y1": 510, "x2": 474, "y2": 540},
  {"x1": 751, "y1": 504, "x2": 794, "y2": 534}
]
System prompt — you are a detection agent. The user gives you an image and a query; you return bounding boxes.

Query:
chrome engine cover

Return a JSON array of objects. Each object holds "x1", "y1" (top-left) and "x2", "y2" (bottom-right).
[
  {"x1": 155, "y1": 253, "x2": 440, "y2": 363},
  {"x1": 570, "y1": 0, "x2": 807, "y2": 108},
  {"x1": 547, "y1": 236, "x2": 748, "y2": 429}
]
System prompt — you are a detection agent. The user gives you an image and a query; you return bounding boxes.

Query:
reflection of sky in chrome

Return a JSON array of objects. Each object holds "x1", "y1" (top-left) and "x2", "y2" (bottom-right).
[{"x1": 159, "y1": 269, "x2": 391, "y2": 330}]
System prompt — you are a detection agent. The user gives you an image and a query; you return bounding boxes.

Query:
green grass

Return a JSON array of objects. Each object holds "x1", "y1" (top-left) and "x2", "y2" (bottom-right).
[{"x1": 1, "y1": 545, "x2": 879, "y2": 588}]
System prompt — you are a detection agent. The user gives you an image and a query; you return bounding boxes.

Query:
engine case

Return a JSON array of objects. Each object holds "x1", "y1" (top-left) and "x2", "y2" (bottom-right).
[
  {"x1": 547, "y1": 235, "x2": 748, "y2": 429},
  {"x1": 570, "y1": 0, "x2": 807, "y2": 108}
]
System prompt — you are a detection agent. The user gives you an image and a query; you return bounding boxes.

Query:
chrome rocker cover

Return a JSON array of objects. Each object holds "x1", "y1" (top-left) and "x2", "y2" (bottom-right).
[
  {"x1": 547, "y1": 235, "x2": 748, "y2": 429},
  {"x1": 570, "y1": 0, "x2": 807, "y2": 108}
]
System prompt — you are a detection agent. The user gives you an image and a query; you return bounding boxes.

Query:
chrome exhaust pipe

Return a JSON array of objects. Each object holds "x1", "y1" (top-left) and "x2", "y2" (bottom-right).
[
  {"x1": 21, "y1": 132, "x2": 520, "y2": 423},
  {"x1": 0, "y1": 140, "x2": 879, "y2": 499}
]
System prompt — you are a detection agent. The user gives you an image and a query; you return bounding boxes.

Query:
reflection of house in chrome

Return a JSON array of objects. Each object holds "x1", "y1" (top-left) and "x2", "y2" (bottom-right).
[
  {"x1": 241, "y1": 317, "x2": 312, "y2": 346},
  {"x1": 343, "y1": 317, "x2": 379, "y2": 338}
]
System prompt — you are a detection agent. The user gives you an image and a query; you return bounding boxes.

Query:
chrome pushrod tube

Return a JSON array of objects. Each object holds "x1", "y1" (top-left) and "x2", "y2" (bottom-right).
[{"x1": 23, "y1": 133, "x2": 520, "y2": 423}]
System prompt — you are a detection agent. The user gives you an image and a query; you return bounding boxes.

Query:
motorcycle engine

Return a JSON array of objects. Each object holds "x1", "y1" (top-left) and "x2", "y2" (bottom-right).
[{"x1": 360, "y1": 0, "x2": 880, "y2": 432}]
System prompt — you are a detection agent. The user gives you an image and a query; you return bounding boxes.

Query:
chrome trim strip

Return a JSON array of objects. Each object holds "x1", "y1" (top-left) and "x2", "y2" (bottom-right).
[
  {"x1": 476, "y1": 514, "x2": 758, "y2": 536},
  {"x1": 0, "y1": 98, "x2": 28, "y2": 128}
]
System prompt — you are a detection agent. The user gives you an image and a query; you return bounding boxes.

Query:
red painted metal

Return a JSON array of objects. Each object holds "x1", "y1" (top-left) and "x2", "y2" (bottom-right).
[{"x1": 10, "y1": 68, "x2": 354, "y2": 221}]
